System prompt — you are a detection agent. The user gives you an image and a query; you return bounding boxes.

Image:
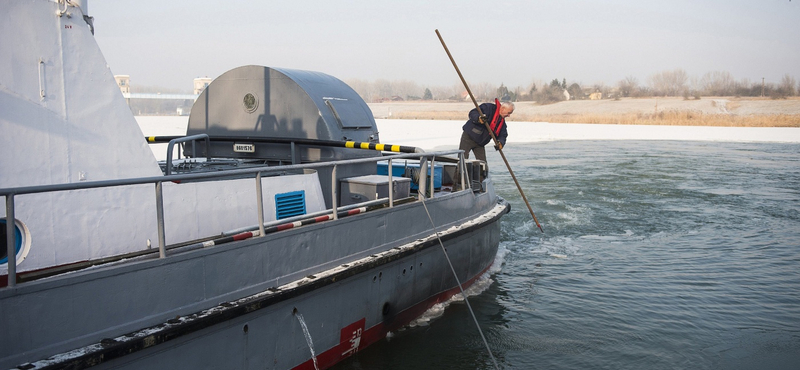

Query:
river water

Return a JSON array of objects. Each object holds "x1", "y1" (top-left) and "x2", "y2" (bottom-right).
[
  {"x1": 135, "y1": 118, "x2": 799, "y2": 369},
  {"x1": 332, "y1": 140, "x2": 800, "y2": 370}
]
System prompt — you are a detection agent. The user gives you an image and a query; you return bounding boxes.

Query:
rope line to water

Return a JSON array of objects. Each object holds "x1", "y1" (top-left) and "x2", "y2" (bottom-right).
[{"x1": 419, "y1": 190, "x2": 500, "y2": 370}]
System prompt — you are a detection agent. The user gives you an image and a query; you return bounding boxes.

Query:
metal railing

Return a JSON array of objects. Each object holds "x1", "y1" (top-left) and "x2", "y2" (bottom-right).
[
  {"x1": 165, "y1": 134, "x2": 210, "y2": 175},
  {"x1": 2, "y1": 149, "x2": 471, "y2": 287}
]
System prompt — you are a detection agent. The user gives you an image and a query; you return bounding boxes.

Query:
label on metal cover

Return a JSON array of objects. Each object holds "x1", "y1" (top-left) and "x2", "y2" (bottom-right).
[{"x1": 233, "y1": 143, "x2": 255, "y2": 153}]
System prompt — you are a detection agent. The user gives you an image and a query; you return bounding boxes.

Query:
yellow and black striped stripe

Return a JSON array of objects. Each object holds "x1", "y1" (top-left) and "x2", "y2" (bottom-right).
[
  {"x1": 144, "y1": 136, "x2": 417, "y2": 153},
  {"x1": 344, "y1": 141, "x2": 416, "y2": 153},
  {"x1": 146, "y1": 136, "x2": 182, "y2": 143}
]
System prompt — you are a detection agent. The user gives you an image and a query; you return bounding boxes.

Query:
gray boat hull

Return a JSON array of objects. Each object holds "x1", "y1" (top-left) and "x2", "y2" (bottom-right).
[
  {"x1": 2, "y1": 190, "x2": 508, "y2": 370},
  {"x1": 0, "y1": 4, "x2": 511, "y2": 368}
]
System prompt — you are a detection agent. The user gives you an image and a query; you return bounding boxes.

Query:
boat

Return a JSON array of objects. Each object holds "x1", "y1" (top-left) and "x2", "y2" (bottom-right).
[{"x1": 0, "y1": 1, "x2": 509, "y2": 369}]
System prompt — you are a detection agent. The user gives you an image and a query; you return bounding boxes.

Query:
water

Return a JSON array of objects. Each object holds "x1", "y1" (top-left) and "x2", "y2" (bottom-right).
[{"x1": 333, "y1": 140, "x2": 800, "y2": 370}]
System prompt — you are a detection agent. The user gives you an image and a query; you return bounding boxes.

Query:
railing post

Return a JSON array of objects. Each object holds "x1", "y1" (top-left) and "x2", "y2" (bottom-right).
[
  {"x1": 290, "y1": 142, "x2": 297, "y2": 165},
  {"x1": 331, "y1": 164, "x2": 338, "y2": 220},
  {"x1": 155, "y1": 182, "x2": 166, "y2": 258},
  {"x1": 5, "y1": 194, "x2": 17, "y2": 287},
  {"x1": 418, "y1": 157, "x2": 428, "y2": 200},
  {"x1": 429, "y1": 156, "x2": 436, "y2": 198},
  {"x1": 255, "y1": 172, "x2": 265, "y2": 236},
  {"x1": 459, "y1": 152, "x2": 466, "y2": 190},
  {"x1": 388, "y1": 158, "x2": 394, "y2": 208},
  {"x1": 203, "y1": 136, "x2": 211, "y2": 162}
]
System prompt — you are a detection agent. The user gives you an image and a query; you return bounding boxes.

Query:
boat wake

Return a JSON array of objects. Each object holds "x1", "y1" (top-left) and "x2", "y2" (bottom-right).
[{"x1": 398, "y1": 245, "x2": 508, "y2": 332}]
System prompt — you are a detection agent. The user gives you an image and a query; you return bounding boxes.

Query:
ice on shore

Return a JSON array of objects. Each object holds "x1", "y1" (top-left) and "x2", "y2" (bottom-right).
[
  {"x1": 376, "y1": 119, "x2": 800, "y2": 151},
  {"x1": 135, "y1": 117, "x2": 799, "y2": 156}
]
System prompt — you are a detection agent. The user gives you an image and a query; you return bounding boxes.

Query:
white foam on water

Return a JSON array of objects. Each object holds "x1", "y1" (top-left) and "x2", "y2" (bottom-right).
[
  {"x1": 404, "y1": 247, "x2": 506, "y2": 329},
  {"x1": 490, "y1": 244, "x2": 509, "y2": 275},
  {"x1": 532, "y1": 236, "x2": 585, "y2": 260},
  {"x1": 513, "y1": 221, "x2": 535, "y2": 235}
]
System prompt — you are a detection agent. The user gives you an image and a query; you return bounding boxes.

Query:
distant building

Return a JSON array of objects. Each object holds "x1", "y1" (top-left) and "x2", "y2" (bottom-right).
[
  {"x1": 589, "y1": 92, "x2": 603, "y2": 100},
  {"x1": 194, "y1": 77, "x2": 212, "y2": 95},
  {"x1": 114, "y1": 75, "x2": 130, "y2": 94}
]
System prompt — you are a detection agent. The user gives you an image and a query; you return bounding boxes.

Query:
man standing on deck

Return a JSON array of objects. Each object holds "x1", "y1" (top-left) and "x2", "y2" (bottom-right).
[{"x1": 459, "y1": 99, "x2": 513, "y2": 167}]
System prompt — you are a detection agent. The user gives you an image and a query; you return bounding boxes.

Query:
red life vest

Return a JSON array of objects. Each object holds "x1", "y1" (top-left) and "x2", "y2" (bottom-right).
[{"x1": 489, "y1": 98, "x2": 505, "y2": 137}]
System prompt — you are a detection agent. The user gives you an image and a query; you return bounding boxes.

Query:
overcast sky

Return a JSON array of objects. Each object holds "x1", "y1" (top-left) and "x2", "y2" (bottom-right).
[{"x1": 91, "y1": 0, "x2": 800, "y2": 92}]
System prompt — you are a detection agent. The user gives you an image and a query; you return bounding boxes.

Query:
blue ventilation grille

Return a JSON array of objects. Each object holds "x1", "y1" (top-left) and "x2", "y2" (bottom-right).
[{"x1": 275, "y1": 191, "x2": 306, "y2": 220}]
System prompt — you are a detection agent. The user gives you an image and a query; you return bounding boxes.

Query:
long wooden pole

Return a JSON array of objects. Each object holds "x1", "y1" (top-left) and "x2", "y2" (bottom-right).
[{"x1": 435, "y1": 29, "x2": 544, "y2": 233}]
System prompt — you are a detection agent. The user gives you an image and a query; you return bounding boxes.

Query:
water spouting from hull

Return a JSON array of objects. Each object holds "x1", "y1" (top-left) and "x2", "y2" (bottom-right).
[{"x1": 294, "y1": 310, "x2": 319, "y2": 370}]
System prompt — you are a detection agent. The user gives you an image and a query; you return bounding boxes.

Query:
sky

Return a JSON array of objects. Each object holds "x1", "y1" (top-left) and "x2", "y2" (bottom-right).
[{"x1": 91, "y1": 0, "x2": 800, "y2": 92}]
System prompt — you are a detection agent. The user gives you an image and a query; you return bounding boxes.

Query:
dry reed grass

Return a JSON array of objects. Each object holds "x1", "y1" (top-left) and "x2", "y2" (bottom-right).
[{"x1": 392, "y1": 110, "x2": 800, "y2": 127}]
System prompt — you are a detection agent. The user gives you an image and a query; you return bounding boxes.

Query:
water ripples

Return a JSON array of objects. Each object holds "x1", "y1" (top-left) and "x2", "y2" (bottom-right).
[
  {"x1": 334, "y1": 140, "x2": 800, "y2": 370},
  {"x1": 488, "y1": 141, "x2": 800, "y2": 370}
]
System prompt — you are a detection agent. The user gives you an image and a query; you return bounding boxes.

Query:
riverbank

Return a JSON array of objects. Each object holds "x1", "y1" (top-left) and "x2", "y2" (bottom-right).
[
  {"x1": 374, "y1": 120, "x2": 800, "y2": 150},
  {"x1": 135, "y1": 116, "x2": 800, "y2": 160},
  {"x1": 368, "y1": 97, "x2": 800, "y2": 127}
]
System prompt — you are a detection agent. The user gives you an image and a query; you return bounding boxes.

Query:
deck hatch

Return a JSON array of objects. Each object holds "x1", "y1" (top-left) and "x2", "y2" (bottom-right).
[
  {"x1": 275, "y1": 191, "x2": 306, "y2": 219},
  {"x1": 324, "y1": 98, "x2": 372, "y2": 129}
]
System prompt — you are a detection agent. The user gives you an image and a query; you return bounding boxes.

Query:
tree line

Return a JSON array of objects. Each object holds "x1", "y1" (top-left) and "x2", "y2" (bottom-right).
[{"x1": 346, "y1": 70, "x2": 799, "y2": 103}]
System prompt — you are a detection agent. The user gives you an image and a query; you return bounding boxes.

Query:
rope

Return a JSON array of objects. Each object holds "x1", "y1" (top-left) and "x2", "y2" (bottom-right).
[{"x1": 419, "y1": 190, "x2": 500, "y2": 370}]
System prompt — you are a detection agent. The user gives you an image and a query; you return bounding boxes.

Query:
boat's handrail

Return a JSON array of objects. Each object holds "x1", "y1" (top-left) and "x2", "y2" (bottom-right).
[
  {"x1": 164, "y1": 134, "x2": 211, "y2": 175},
  {"x1": 0, "y1": 150, "x2": 461, "y2": 196},
  {"x1": 2, "y1": 149, "x2": 471, "y2": 287},
  {"x1": 146, "y1": 135, "x2": 426, "y2": 159}
]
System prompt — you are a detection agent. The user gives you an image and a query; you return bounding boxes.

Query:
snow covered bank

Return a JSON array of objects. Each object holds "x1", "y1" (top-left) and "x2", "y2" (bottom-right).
[
  {"x1": 134, "y1": 117, "x2": 800, "y2": 157},
  {"x1": 376, "y1": 120, "x2": 800, "y2": 151}
]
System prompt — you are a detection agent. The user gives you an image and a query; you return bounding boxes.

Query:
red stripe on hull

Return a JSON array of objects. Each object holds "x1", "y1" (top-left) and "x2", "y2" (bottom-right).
[{"x1": 291, "y1": 261, "x2": 496, "y2": 370}]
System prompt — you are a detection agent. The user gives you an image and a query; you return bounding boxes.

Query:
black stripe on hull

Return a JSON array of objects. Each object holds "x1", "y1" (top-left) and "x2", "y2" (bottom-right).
[{"x1": 16, "y1": 200, "x2": 510, "y2": 370}]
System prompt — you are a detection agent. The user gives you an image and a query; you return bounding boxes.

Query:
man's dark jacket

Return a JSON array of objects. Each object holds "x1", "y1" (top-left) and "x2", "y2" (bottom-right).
[{"x1": 461, "y1": 100, "x2": 508, "y2": 147}]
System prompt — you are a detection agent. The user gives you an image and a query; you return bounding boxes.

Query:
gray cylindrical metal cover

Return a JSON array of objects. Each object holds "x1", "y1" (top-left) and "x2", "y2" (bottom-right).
[{"x1": 188, "y1": 65, "x2": 377, "y2": 143}]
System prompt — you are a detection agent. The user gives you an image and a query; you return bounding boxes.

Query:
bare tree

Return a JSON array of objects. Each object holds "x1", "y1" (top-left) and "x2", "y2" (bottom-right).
[
  {"x1": 635, "y1": 85, "x2": 653, "y2": 97},
  {"x1": 373, "y1": 79, "x2": 394, "y2": 100},
  {"x1": 779, "y1": 74, "x2": 797, "y2": 96},
  {"x1": 648, "y1": 68, "x2": 689, "y2": 96},
  {"x1": 617, "y1": 76, "x2": 639, "y2": 97},
  {"x1": 734, "y1": 78, "x2": 752, "y2": 97},
  {"x1": 593, "y1": 82, "x2": 611, "y2": 97},
  {"x1": 520, "y1": 80, "x2": 544, "y2": 101},
  {"x1": 346, "y1": 79, "x2": 378, "y2": 102},
  {"x1": 701, "y1": 71, "x2": 736, "y2": 96},
  {"x1": 431, "y1": 83, "x2": 462, "y2": 101},
  {"x1": 391, "y1": 79, "x2": 422, "y2": 100},
  {"x1": 471, "y1": 82, "x2": 498, "y2": 101}
]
